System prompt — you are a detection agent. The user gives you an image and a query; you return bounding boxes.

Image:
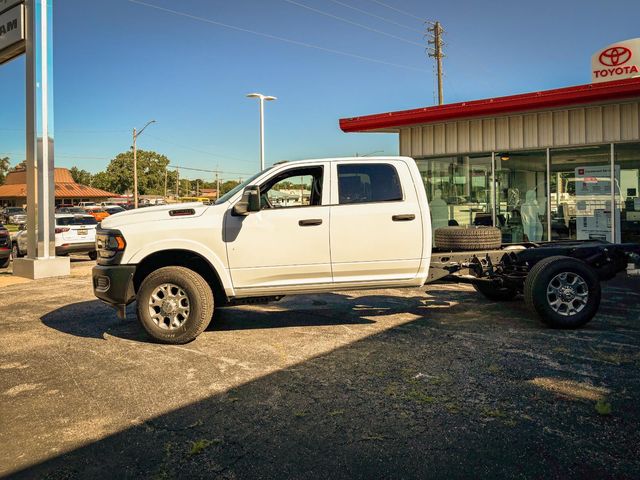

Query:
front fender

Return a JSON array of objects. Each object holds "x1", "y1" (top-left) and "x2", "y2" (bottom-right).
[{"x1": 125, "y1": 239, "x2": 235, "y2": 297}]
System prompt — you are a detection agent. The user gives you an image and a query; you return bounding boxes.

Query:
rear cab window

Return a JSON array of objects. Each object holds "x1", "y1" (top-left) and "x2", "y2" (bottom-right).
[
  {"x1": 56, "y1": 216, "x2": 98, "y2": 226},
  {"x1": 337, "y1": 163, "x2": 403, "y2": 205}
]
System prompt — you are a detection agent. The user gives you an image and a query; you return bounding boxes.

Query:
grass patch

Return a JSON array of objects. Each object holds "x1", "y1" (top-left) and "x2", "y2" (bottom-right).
[
  {"x1": 589, "y1": 347, "x2": 639, "y2": 366},
  {"x1": 293, "y1": 410, "x2": 308, "y2": 417},
  {"x1": 328, "y1": 409, "x2": 345, "y2": 416},
  {"x1": 405, "y1": 390, "x2": 435, "y2": 404},
  {"x1": 486, "y1": 364, "x2": 501, "y2": 374},
  {"x1": 189, "y1": 439, "x2": 213, "y2": 456},
  {"x1": 481, "y1": 408, "x2": 507, "y2": 418},
  {"x1": 595, "y1": 399, "x2": 612, "y2": 416}
]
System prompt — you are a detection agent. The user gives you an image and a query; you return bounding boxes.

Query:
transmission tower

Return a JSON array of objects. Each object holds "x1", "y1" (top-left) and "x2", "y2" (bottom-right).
[{"x1": 426, "y1": 21, "x2": 445, "y2": 105}]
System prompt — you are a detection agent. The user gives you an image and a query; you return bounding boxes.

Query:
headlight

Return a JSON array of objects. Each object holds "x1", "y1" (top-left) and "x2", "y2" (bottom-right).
[{"x1": 96, "y1": 230, "x2": 126, "y2": 259}]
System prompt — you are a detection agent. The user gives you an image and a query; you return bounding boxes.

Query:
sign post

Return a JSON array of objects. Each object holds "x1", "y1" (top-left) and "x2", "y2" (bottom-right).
[{"x1": 12, "y1": 0, "x2": 69, "y2": 279}]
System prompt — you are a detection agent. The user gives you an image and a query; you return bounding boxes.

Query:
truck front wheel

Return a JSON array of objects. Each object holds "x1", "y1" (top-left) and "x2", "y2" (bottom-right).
[
  {"x1": 524, "y1": 256, "x2": 601, "y2": 329},
  {"x1": 137, "y1": 266, "x2": 214, "y2": 344}
]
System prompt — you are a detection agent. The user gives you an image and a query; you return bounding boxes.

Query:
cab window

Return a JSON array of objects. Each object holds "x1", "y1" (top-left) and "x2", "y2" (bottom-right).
[
  {"x1": 260, "y1": 166, "x2": 323, "y2": 209},
  {"x1": 338, "y1": 163, "x2": 403, "y2": 204}
]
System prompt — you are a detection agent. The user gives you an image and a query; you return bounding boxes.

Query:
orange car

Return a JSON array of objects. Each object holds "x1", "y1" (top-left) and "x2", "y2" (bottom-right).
[{"x1": 85, "y1": 208, "x2": 110, "y2": 222}]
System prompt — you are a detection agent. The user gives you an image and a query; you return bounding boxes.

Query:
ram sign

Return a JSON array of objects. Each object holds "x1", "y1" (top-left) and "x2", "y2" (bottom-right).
[
  {"x1": 592, "y1": 38, "x2": 640, "y2": 83},
  {"x1": 0, "y1": 2, "x2": 24, "y2": 65}
]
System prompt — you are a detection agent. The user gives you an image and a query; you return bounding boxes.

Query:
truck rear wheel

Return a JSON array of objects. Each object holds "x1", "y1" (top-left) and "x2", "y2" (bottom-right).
[
  {"x1": 473, "y1": 282, "x2": 518, "y2": 301},
  {"x1": 434, "y1": 226, "x2": 502, "y2": 251},
  {"x1": 137, "y1": 266, "x2": 214, "y2": 344},
  {"x1": 524, "y1": 256, "x2": 600, "y2": 329}
]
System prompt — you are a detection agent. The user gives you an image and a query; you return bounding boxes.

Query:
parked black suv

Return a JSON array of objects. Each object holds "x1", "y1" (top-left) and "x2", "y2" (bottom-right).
[{"x1": 0, "y1": 223, "x2": 10, "y2": 268}]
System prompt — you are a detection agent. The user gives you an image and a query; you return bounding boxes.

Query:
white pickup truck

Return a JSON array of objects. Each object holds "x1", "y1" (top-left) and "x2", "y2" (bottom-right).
[{"x1": 92, "y1": 156, "x2": 640, "y2": 344}]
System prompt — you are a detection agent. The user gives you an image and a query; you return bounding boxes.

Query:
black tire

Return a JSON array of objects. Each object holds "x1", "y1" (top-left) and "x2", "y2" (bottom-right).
[
  {"x1": 524, "y1": 256, "x2": 601, "y2": 329},
  {"x1": 434, "y1": 226, "x2": 502, "y2": 251},
  {"x1": 136, "y1": 266, "x2": 214, "y2": 344},
  {"x1": 88, "y1": 251, "x2": 98, "y2": 261},
  {"x1": 473, "y1": 282, "x2": 518, "y2": 301},
  {"x1": 0, "y1": 256, "x2": 9, "y2": 268},
  {"x1": 12, "y1": 242, "x2": 23, "y2": 258}
]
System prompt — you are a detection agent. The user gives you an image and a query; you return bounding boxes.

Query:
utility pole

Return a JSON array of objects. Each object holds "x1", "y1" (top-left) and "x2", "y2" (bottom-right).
[
  {"x1": 131, "y1": 120, "x2": 156, "y2": 208},
  {"x1": 175, "y1": 167, "x2": 179, "y2": 197},
  {"x1": 427, "y1": 21, "x2": 445, "y2": 105},
  {"x1": 164, "y1": 168, "x2": 168, "y2": 199},
  {"x1": 132, "y1": 127, "x2": 137, "y2": 208},
  {"x1": 215, "y1": 171, "x2": 220, "y2": 200}
]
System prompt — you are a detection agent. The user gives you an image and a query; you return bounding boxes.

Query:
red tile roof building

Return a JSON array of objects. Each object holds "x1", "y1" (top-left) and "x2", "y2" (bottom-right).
[{"x1": 0, "y1": 168, "x2": 116, "y2": 207}]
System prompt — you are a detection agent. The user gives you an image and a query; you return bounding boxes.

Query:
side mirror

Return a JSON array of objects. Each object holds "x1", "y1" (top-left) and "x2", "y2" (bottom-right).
[
  {"x1": 18, "y1": 223, "x2": 26, "y2": 231},
  {"x1": 232, "y1": 186, "x2": 261, "y2": 216}
]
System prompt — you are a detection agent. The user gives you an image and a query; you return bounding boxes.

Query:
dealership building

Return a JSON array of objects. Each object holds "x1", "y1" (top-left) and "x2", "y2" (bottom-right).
[{"x1": 340, "y1": 39, "x2": 640, "y2": 245}]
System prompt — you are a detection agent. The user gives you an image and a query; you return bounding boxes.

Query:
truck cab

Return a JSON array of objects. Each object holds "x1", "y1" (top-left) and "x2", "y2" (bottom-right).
[{"x1": 93, "y1": 157, "x2": 432, "y2": 343}]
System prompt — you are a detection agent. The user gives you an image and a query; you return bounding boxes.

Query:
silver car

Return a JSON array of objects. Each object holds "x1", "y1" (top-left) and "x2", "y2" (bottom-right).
[{"x1": 1, "y1": 207, "x2": 27, "y2": 225}]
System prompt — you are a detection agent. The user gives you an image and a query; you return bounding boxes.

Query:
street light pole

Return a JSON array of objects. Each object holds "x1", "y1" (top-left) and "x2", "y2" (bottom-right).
[
  {"x1": 246, "y1": 93, "x2": 277, "y2": 171},
  {"x1": 132, "y1": 119, "x2": 156, "y2": 208}
]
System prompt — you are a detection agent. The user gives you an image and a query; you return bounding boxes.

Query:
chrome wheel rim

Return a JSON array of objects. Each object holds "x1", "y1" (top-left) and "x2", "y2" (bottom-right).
[
  {"x1": 546, "y1": 272, "x2": 588, "y2": 317},
  {"x1": 148, "y1": 283, "x2": 190, "y2": 330}
]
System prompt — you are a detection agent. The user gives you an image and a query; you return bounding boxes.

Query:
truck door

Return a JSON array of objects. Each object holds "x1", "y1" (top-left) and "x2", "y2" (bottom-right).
[
  {"x1": 225, "y1": 163, "x2": 332, "y2": 291},
  {"x1": 330, "y1": 160, "x2": 423, "y2": 283}
]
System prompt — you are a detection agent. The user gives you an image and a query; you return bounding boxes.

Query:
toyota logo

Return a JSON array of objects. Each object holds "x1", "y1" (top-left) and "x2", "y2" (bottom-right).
[{"x1": 599, "y1": 46, "x2": 632, "y2": 66}]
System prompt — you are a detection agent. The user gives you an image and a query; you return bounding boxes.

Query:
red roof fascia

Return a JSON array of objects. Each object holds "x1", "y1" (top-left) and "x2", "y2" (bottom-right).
[{"x1": 339, "y1": 77, "x2": 640, "y2": 132}]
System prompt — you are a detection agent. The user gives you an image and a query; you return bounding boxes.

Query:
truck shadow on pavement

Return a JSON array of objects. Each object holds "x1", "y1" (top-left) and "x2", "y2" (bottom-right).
[
  {"x1": 22, "y1": 283, "x2": 640, "y2": 479},
  {"x1": 41, "y1": 290, "x2": 451, "y2": 342}
]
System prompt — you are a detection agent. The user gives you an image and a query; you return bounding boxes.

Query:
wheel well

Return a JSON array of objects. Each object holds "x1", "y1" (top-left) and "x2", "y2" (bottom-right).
[{"x1": 133, "y1": 249, "x2": 228, "y2": 305}]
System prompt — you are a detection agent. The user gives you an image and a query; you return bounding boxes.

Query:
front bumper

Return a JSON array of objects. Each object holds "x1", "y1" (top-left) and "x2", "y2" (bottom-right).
[
  {"x1": 56, "y1": 242, "x2": 96, "y2": 255},
  {"x1": 92, "y1": 264, "x2": 136, "y2": 308}
]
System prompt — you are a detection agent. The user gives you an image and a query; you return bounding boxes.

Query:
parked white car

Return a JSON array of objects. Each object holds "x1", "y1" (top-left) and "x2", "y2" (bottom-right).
[{"x1": 13, "y1": 214, "x2": 98, "y2": 260}]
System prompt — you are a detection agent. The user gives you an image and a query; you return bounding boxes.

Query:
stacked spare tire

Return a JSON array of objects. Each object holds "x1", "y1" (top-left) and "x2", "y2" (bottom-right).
[{"x1": 434, "y1": 226, "x2": 502, "y2": 251}]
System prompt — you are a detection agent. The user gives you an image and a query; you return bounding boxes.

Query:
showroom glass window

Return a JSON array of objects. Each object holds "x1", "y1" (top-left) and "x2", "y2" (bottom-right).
[
  {"x1": 550, "y1": 145, "x2": 612, "y2": 241},
  {"x1": 614, "y1": 142, "x2": 640, "y2": 243},
  {"x1": 416, "y1": 155, "x2": 492, "y2": 230},
  {"x1": 495, "y1": 150, "x2": 548, "y2": 243}
]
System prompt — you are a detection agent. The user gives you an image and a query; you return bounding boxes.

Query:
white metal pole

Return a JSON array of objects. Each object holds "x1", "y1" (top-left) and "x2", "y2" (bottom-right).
[{"x1": 259, "y1": 97, "x2": 265, "y2": 171}]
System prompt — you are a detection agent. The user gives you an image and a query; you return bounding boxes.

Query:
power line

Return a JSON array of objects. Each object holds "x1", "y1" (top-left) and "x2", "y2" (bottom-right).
[
  {"x1": 126, "y1": 0, "x2": 427, "y2": 73},
  {"x1": 169, "y1": 164, "x2": 253, "y2": 177},
  {"x1": 325, "y1": 0, "x2": 423, "y2": 33},
  {"x1": 283, "y1": 0, "x2": 422, "y2": 47},
  {"x1": 142, "y1": 133, "x2": 255, "y2": 165},
  {"x1": 366, "y1": 0, "x2": 426, "y2": 21}
]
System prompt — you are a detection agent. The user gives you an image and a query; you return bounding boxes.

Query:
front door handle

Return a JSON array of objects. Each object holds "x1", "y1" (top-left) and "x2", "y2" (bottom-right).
[
  {"x1": 392, "y1": 214, "x2": 415, "y2": 222},
  {"x1": 299, "y1": 219, "x2": 323, "y2": 226}
]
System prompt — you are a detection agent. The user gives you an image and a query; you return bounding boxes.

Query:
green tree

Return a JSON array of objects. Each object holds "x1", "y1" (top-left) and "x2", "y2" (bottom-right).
[
  {"x1": 91, "y1": 171, "x2": 113, "y2": 192},
  {"x1": 220, "y1": 180, "x2": 240, "y2": 195},
  {"x1": 69, "y1": 166, "x2": 92, "y2": 185},
  {"x1": 103, "y1": 149, "x2": 171, "y2": 195},
  {"x1": 0, "y1": 157, "x2": 10, "y2": 185}
]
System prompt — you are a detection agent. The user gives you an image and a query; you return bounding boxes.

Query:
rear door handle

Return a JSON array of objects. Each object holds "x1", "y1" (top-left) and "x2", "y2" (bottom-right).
[
  {"x1": 299, "y1": 219, "x2": 323, "y2": 226},
  {"x1": 392, "y1": 214, "x2": 415, "y2": 222}
]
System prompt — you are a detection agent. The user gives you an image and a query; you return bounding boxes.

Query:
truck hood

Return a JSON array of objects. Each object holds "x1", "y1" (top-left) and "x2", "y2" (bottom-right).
[{"x1": 100, "y1": 202, "x2": 211, "y2": 229}]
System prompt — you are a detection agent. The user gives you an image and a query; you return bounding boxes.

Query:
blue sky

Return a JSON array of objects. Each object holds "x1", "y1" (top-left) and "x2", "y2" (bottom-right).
[{"x1": 1, "y1": 0, "x2": 639, "y2": 181}]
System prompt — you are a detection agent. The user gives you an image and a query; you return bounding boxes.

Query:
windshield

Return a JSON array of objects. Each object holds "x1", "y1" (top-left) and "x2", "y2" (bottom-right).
[
  {"x1": 215, "y1": 168, "x2": 271, "y2": 205},
  {"x1": 105, "y1": 206, "x2": 125, "y2": 214},
  {"x1": 57, "y1": 216, "x2": 98, "y2": 226},
  {"x1": 7, "y1": 208, "x2": 25, "y2": 214}
]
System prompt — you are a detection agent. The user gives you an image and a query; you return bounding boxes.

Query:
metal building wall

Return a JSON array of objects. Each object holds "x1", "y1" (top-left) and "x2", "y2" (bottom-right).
[{"x1": 399, "y1": 101, "x2": 640, "y2": 157}]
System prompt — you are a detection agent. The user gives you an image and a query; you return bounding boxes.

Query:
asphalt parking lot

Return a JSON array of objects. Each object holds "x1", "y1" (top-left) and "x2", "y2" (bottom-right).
[{"x1": 1, "y1": 260, "x2": 640, "y2": 479}]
